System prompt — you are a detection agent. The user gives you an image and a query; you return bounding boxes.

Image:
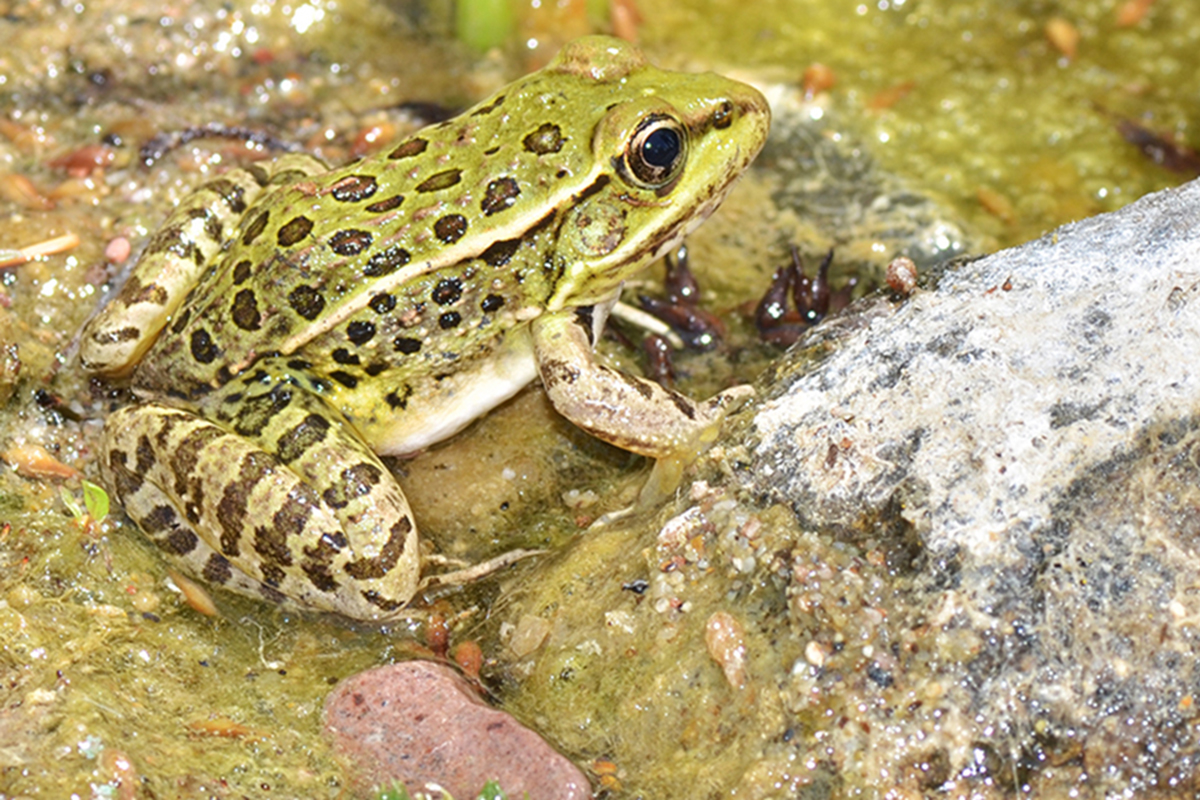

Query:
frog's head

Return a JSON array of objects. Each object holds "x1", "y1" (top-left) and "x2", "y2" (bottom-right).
[{"x1": 542, "y1": 36, "x2": 771, "y2": 310}]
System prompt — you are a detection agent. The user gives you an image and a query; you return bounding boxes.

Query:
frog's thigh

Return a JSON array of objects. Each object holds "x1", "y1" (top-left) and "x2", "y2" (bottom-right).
[
  {"x1": 531, "y1": 309, "x2": 748, "y2": 502},
  {"x1": 103, "y1": 387, "x2": 420, "y2": 620},
  {"x1": 80, "y1": 154, "x2": 328, "y2": 375}
]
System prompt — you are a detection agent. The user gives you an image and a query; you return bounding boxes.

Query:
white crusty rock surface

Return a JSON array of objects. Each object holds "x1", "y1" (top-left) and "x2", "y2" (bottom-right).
[{"x1": 753, "y1": 177, "x2": 1200, "y2": 564}]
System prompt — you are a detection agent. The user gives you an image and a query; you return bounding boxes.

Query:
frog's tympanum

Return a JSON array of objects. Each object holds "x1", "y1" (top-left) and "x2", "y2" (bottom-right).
[{"x1": 81, "y1": 37, "x2": 770, "y2": 620}]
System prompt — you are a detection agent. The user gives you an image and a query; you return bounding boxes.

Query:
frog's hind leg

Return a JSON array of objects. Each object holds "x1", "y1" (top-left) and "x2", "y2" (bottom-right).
[
  {"x1": 79, "y1": 154, "x2": 328, "y2": 376},
  {"x1": 102, "y1": 363, "x2": 421, "y2": 621}
]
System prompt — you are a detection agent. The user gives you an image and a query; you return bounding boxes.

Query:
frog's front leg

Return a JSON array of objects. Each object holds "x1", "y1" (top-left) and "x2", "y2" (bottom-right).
[
  {"x1": 532, "y1": 308, "x2": 753, "y2": 507},
  {"x1": 101, "y1": 359, "x2": 420, "y2": 620}
]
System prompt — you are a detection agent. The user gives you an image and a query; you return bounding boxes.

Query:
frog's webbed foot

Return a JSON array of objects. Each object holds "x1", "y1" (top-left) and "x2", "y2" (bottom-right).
[
  {"x1": 635, "y1": 384, "x2": 755, "y2": 509},
  {"x1": 101, "y1": 358, "x2": 421, "y2": 621},
  {"x1": 532, "y1": 309, "x2": 754, "y2": 512}
]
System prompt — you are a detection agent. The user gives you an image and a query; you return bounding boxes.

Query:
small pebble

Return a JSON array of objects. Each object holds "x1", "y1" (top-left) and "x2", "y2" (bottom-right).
[
  {"x1": 885, "y1": 256, "x2": 918, "y2": 296},
  {"x1": 1045, "y1": 17, "x2": 1080, "y2": 59},
  {"x1": 507, "y1": 614, "x2": 552, "y2": 657},
  {"x1": 802, "y1": 62, "x2": 836, "y2": 98},
  {"x1": 705, "y1": 611, "x2": 748, "y2": 689},
  {"x1": 104, "y1": 236, "x2": 132, "y2": 264}
]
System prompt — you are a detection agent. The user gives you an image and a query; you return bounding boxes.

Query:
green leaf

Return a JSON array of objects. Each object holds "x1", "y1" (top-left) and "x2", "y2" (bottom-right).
[
  {"x1": 59, "y1": 485, "x2": 84, "y2": 519},
  {"x1": 81, "y1": 479, "x2": 109, "y2": 522},
  {"x1": 477, "y1": 781, "x2": 508, "y2": 800}
]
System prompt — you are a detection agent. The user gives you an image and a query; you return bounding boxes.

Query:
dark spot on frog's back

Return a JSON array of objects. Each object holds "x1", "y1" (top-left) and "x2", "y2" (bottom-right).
[
  {"x1": 369, "y1": 293, "x2": 396, "y2": 314},
  {"x1": 471, "y1": 94, "x2": 505, "y2": 116},
  {"x1": 288, "y1": 285, "x2": 325, "y2": 320},
  {"x1": 480, "y1": 237, "x2": 520, "y2": 267},
  {"x1": 217, "y1": 453, "x2": 273, "y2": 553},
  {"x1": 416, "y1": 169, "x2": 462, "y2": 193},
  {"x1": 138, "y1": 503, "x2": 177, "y2": 534},
  {"x1": 329, "y1": 228, "x2": 372, "y2": 256},
  {"x1": 169, "y1": 425, "x2": 224, "y2": 499},
  {"x1": 242, "y1": 209, "x2": 270, "y2": 246},
  {"x1": 434, "y1": 214, "x2": 468, "y2": 244},
  {"x1": 363, "y1": 244, "x2": 411, "y2": 277},
  {"x1": 129, "y1": 279, "x2": 168, "y2": 307},
  {"x1": 365, "y1": 194, "x2": 404, "y2": 214},
  {"x1": 332, "y1": 348, "x2": 360, "y2": 365},
  {"x1": 135, "y1": 434, "x2": 156, "y2": 473},
  {"x1": 393, "y1": 337, "x2": 421, "y2": 355},
  {"x1": 271, "y1": 490, "x2": 315, "y2": 542},
  {"x1": 301, "y1": 554, "x2": 339, "y2": 593},
  {"x1": 230, "y1": 289, "x2": 261, "y2": 331},
  {"x1": 388, "y1": 138, "x2": 428, "y2": 160},
  {"x1": 161, "y1": 523, "x2": 200, "y2": 557},
  {"x1": 231, "y1": 259, "x2": 253, "y2": 285},
  {"x1": 108, "y1": 450, "x2": 142, "y2": 498},
  {"x1": 481, "y1": 294, "x2": 504, "y2": 313},
  {"x1": 431, "y1": 278, "x2": 463, "y2": 305},
  {"x1": 523, "y1": 122, "x2": 565, "y2": 155},
  {"x1": 277, "y1": 215, "x2": 314, "y2": 247},
  {"x1": 346, "y1": 320, "x2": 376, "y2": 345},
  {"x1": 481, "y1": 176, "x2": 520, "y2": 216},
  {"x1": 329, "y1": 370, "x2": 359, "y2": 389},
  {"x1": 190, "y1": 328, "x2": 218, "y2": 363},
  {"x1": 330, "y1": 174, "x2": 378, "y2": 203},
  {"x1": 438, "y1": 311, "x2": 462, "y2": 329}
]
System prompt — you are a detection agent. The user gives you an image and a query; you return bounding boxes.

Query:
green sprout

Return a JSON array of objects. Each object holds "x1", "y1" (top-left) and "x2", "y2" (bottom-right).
[{"x1": 61, "y1": 479, "x2": 109, "y2": 524}]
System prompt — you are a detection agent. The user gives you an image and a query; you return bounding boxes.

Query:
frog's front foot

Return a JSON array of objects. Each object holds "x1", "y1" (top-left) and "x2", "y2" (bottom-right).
[
  {"x1": 634, "y1": 383, "x2": 755, "y2": 510},
  {"x1": 534, "y1": 310, "x2": 755, "y2": 514}
]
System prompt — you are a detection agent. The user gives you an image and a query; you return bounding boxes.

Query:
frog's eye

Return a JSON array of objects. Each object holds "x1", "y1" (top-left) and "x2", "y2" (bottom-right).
[{"x1": 623, "y1": 115, "x2": 687, "y2": 190}]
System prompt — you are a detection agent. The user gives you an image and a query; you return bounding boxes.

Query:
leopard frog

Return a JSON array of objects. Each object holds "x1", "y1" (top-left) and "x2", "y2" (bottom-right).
[{"x1": 80, "y1": 36, "x2": 770, "y2": 620}]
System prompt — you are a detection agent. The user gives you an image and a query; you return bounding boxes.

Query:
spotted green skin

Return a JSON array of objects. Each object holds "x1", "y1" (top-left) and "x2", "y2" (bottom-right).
[{"x1": 80, "y1": 37, "x2": 770, "y2": 620}]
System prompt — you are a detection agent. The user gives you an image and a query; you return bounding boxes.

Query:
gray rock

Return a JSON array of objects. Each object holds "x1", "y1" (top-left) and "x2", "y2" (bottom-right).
[{"x1": 747, "y1": 177, "x2": 1200, "y2": 794}]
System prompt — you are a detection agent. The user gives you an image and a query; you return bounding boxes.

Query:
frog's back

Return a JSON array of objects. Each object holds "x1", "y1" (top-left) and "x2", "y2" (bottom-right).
[{"x1": 132, "y1": 37, "x2": 770, "y2": 403}]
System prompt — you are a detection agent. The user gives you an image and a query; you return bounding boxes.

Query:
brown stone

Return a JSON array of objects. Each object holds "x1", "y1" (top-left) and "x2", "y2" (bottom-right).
[{"x1": 324, "y1": 661, "x2": 591, "y2": 798}]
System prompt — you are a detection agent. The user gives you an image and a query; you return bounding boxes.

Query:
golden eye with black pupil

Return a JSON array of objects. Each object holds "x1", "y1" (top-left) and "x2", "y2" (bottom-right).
[{"x1": 623, "y1": 115, "x2": 687, "y2": 190}]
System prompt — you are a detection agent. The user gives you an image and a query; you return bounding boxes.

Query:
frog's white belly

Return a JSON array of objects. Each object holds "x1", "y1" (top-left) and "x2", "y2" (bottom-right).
[{"x1": 368, "y1": 328, "x2": 540, "y2": 456}]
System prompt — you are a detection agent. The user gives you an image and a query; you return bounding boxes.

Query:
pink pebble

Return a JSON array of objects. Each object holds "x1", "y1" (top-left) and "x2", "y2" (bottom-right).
[
  {"x1": 324, "y1": 660, "x2": 591, "y2": 799},
  {"x1": 105, "y1": 236, "x2": 131, "y2": 264}
]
